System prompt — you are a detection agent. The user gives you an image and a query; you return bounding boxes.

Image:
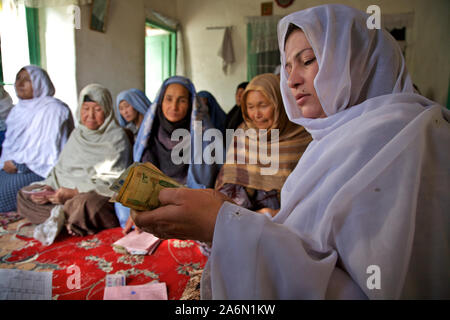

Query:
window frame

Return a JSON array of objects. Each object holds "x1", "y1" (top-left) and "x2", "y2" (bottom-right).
[
  {"x1": 146, "y1": 19, "x2": 176, "y2": 76},
  {"x1": 25, "y1": 6, "x2": 41, "y2": 66}
]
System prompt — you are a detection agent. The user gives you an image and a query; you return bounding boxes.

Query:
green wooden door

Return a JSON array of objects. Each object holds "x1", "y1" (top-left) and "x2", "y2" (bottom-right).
[{"x1": 145, "y1": 33, "x2": 170, "y2": 102}]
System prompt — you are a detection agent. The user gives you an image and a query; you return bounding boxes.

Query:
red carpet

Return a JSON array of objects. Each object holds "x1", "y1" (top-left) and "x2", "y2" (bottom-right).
[{"x1": 0, "y1": 218, "x2": 208, "y2": 300}]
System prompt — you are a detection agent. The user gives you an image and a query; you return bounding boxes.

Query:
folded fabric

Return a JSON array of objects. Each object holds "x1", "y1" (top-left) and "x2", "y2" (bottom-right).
[
  {"x1": 103, "y1": 282, "x2": 168, "y2": 300},
  {"x1": 33, "y1": 205, "x2": 65, "y2": 246},
  {"x1": 218, "y1": 26, "x2": 235, "y2": 74},
  {"x1": 112, "y1": 230, "x2": 161, "y2": 255}
]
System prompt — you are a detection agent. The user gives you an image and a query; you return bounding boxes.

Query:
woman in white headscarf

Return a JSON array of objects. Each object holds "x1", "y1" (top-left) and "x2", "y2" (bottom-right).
[
  {"x1": 130, "y1": 4, "x2": 450, "y2": 299},
  {"x1": 0, "y1": 65, "x2": 74, "y2": 212},
  {"x1": 17, "y1": 84, "x2": 132, "y2": 236}
]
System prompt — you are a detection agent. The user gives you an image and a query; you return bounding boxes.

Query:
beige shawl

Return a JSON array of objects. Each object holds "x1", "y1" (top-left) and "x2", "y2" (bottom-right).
[
  {"x1": 42, "y1": 84, "x2": 132, "y2": 196},
  {"x1": 215, "y1": 73, "x2": 312, "y2": 192}
]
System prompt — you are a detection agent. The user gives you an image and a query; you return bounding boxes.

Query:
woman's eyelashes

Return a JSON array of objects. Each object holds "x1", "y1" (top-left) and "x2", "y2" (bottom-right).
[
  {"x1": 303, "y1": 57, "x2": 316, "y2": 66},
  {"x1": 285, "y1": 55, "x2": 316, "y2": 74}
]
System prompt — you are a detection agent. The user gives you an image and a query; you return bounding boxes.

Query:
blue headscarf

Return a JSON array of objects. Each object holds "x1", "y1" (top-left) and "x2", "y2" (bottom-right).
[
  {"x1": 115, "y1": 89, "x2": 151, "y2": 127},
  {"x1": 134, "y1": 76, "x2": 224, "y2": 189},
  {"x1": 197, "y1": 90, "x2": 227, "y2": 135}
]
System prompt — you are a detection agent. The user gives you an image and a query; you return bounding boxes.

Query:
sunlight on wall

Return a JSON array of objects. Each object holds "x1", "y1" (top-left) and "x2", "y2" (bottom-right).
[
  {"x1": 41, "y1": 6, "x2": 78, "y2": 118},
  {"x1": 0, "y1": 0, "x2": 30, "y2": 104}
]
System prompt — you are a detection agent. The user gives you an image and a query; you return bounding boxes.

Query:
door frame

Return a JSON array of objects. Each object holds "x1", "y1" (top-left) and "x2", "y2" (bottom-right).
[{"x1": 145, "y1": 19, "x2": 176, "y2": 77}]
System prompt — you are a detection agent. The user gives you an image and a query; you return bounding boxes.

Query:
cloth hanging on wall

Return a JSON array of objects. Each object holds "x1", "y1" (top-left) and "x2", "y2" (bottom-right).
[{"x1": 218, "y1": 27, "x2": 235, "y2": 74}]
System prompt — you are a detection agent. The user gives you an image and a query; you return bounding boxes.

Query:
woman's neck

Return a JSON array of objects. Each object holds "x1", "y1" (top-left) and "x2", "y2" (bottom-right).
[{"x1": 134, "y1": 113, "x2": 144, "y2": 129}]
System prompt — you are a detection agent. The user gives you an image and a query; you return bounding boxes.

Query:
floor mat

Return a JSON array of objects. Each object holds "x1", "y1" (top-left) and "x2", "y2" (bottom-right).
[
  {"x1": 0, "y1": 212, "x2": 23, "y2": 229},
  {"x1": 0, "y1": 218, "x2": 207, "y2": 300}
]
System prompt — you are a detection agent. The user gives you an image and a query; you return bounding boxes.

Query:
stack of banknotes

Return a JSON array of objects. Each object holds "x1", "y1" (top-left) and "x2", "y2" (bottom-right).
[{"x1": 110, "y1": 162, "x2": 183, "y2": 211}]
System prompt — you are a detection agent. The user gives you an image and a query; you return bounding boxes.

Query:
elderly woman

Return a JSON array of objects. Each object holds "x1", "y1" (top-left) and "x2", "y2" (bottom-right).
[
  {"x1": 115, "y1": 88, "x2": 151, "y2": 140},
  {"x1": 131, "y1": 5, "x2": 450, "y2": 299},
  {"x1": 0, "y1": 66, "x2": 74, "y2": 212},
  {"x1": 215, "y1": 73, "x2": 311, "y2": 217},
  {"x1": 17, "y1": 84, "x2": 132, "y2": 236}
]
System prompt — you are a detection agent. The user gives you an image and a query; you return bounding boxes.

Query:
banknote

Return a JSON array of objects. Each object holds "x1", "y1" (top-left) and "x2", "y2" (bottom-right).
[
  {"x1": 109, "y1": 162, "x2": 139, "y2": 193},
  {"x1": 110, "y1": 162, "x2": 183, "y2": 211}
]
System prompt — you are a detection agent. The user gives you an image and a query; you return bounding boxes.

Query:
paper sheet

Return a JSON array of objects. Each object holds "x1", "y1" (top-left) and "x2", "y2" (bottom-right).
[
  {"x1": 105, "y1": 274, "x2": 126, "y2": 287},
  {"x1": 113, "y1": 230, "x2": 161, "y2": 255},
  {"x1": 103, "y1": 282, "x2": 167, "y2": 300},
  {"x1": 0, "y1": 269, "x2": 52, "y2": 300}
]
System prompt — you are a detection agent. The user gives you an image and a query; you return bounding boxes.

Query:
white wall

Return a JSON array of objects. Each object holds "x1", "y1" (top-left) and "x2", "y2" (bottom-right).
[
  {"x1": 176, "y1": 0, "x2": 450, "y2": 109},
  {"x1": 72, "y1": 0, "x2": 449, "y2": 112},
  {"x1": 75, "y1": 0, "x2": 146, "y2": 105},
  {"x1": 176, "y1": 0, "x2": 253, "y2": 111},
  {"x1": 0, "y1": 0, "x2": 29, "y2": 104},
  {"x1": 406, "y1": 0, "x2": 450, "y2": 103},
  {"x1": 40, "y1": 6, "x2": 78, "y2": 116}
]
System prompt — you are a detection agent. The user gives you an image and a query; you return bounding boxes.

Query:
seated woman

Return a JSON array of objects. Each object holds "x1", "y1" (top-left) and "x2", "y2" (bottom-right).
[
  {"x1": 0, "y1": 85, "x2": 14, "y2": 156},
  {"x1": 0, "y1": 65, "x2": 74, "y2": 213},
  {"x1": 115, "y1": 88, "x2": 151, "y2": 141},
  {"x1": 120, "y1": 76, "x2": 224, "y2": 233},
  {"x1": 17, "y1": 83, "x2": 132, "y2": 236},
  {"x1": 131, "y1": 5, "x2": 450, "y2": 299},
  {"x1": 136, "y1": 76, "x2": 223, "y2": 187},
  {"x1": 215, "y1": 73, "x2": 312, "y2": 217},
  {"x1": 197, "y1": 90, "x2": 227, "y2": 136}
]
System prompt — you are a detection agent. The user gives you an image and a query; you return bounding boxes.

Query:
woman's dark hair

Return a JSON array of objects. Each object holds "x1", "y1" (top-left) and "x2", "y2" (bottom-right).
[
  {"x1": 237, "y1": 81, "x2": 249, "y2": 91},
  {"x1": 284, "y1": 23, "x2": 301, "y2": 49}
]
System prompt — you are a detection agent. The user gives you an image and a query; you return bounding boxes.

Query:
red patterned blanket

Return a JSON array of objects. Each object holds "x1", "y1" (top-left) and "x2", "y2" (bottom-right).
[{"x1": 0, "y1": 217, "x2": 207, "y2": 300}]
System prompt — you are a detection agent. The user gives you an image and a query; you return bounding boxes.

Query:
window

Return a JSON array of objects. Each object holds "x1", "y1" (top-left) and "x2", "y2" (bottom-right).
[
  {"x1": 0, "y1": 1, "x2": 77, "y2": 110},
  {"x1": 0, "y1": 0, "x2": 30, "y2": 103},
  {"x1": 246, "y1": 15, "x2": 282, "y2": 81}
]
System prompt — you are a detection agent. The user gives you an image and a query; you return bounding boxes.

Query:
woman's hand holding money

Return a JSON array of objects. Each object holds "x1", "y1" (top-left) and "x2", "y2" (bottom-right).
[{"x1": 132, "y1": 188, "x2": 230, "y2": 242}]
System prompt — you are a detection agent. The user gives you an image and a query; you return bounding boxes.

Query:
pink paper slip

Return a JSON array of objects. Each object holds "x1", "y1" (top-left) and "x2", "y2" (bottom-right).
[
  {"x1": 103, "y1": 282, "x2": 168, "y2": 300},
  {"x1": 112, "y1": 230, "x2": 161, "y2": 255}
]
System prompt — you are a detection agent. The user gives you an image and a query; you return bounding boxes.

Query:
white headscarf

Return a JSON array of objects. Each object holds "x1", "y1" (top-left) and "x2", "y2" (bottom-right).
[
  {"x1": 0, "y1": 65, "x2": 74, "y2": 177},
  {"x1": 42, "y1": 84, "x2": 132, "y2": 197},
  {"x1": 202, "y1": 4, "x2": 450, "y2": 299},
  {"x1": 278, "y1": 4, "x2": 415, "y2": 139}
]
